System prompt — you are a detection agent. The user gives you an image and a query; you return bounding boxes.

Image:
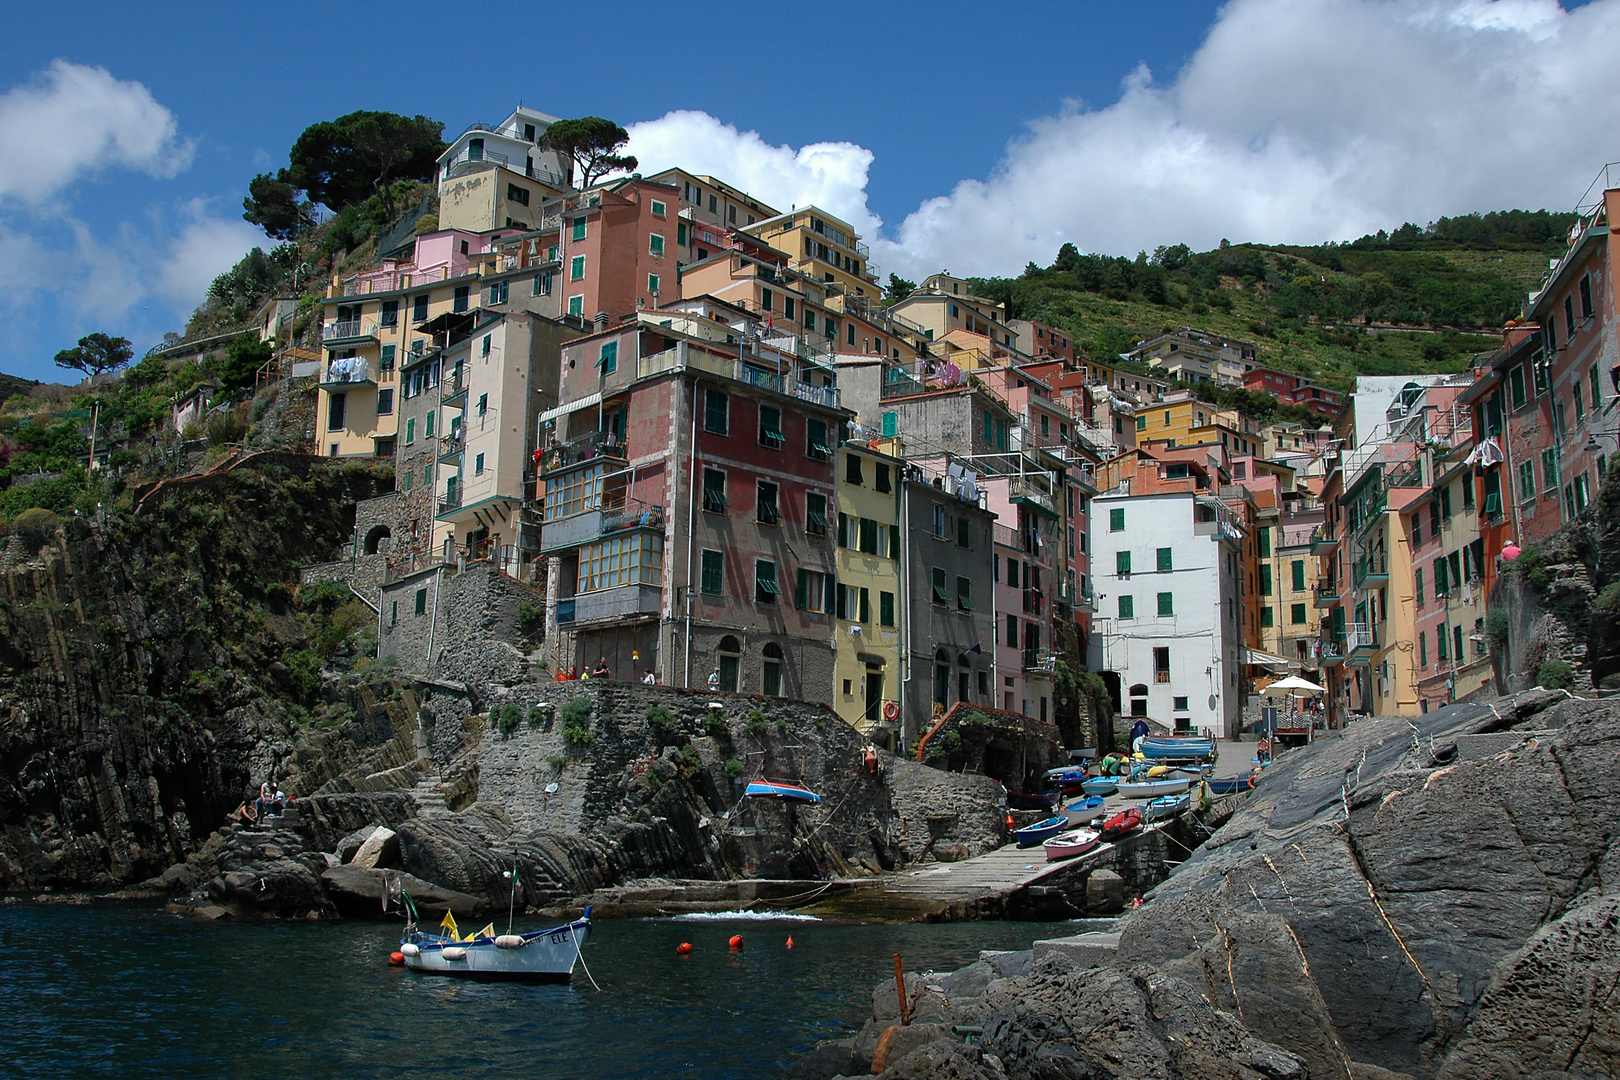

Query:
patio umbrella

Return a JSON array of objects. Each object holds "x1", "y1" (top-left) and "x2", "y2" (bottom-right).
[{"x1": 1261, "y1": 675, "x2": 1326, "y2": 696}]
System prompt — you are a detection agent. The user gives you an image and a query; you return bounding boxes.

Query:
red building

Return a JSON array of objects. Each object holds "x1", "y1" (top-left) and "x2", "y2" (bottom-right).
[{"x1": 1243, "y1": 367, "x2": 1342, "y2": 418}]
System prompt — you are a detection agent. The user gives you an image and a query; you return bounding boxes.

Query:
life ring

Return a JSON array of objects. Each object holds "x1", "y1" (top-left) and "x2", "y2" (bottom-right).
[
  {"x1": 1256, "y1": 737, "x2": 1271, "y2": 754},
  {"x1": 882, "y1": 700, "x2": 900, "y2": 721}
]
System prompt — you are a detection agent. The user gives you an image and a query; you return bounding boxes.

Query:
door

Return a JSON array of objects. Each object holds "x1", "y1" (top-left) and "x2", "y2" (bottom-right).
[
  {"x1": 864, "y1": 668, "x2": 883, "y2": 727},
  {"x1": 719, "y1": 654, "x2": 740, "y2": 692}
]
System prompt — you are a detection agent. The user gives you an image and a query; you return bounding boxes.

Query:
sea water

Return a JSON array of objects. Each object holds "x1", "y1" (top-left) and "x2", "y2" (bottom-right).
[{"x1": 0, "y1": 901, "x2": 1102, "y2": 1079}]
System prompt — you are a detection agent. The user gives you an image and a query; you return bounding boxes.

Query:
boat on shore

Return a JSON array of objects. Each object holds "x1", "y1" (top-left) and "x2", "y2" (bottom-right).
[
  {"x1": 745, "y1": 780, "x2": 822, "y2": 804},
  {"x1": 400, "y1": 909, "x2": 593, "y2": 983},
  {"x1": 1138, "y1": 736, "x2": 1216, "y2": 763},
  {"x1": 1117, "y1": 777, "x2": 1193, "y2": 799},
  {"x1": 1014, "y1": 814, "x2": 1070, "y2": 848},
  {"x1": 1061, "y1": 795, "x2": 1107, "y2": 826},
  {"x1": 1080, "y1": 777, "x2": 1118, "y2": 797},
  {"x1": 1098, "y1": 808, "x2": 1141, "y2": 842},
  {"x1": 1006, "y1": 788, "x2": 1060, "y2": 811},
  {"x1": 1043, "y1": 828, "x2": 1101, "y2": 861},
  {"x1": 1143, "y1": 794, "x2": 1190, "y2": 822},
  {"x1": 1206, "y1": 774, "x2": 1256, "y2": 796}
]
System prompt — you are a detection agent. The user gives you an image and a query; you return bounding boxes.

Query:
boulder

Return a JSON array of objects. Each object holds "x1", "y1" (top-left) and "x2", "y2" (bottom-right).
[
  {"x1": 1084, "y1": 868, "x2": 1124, "y2": 913},
  {"x1": 198, "y1": 857, "x2": 331, "y2": 918},
  {"x1": 350, "y1": 826, "x2": 401, "y2": 870},
  {"x1": 335, "y1": 825, "x2": 379, "y2": 864},
  {"x1": 319, "y1": 864, "x2": 488, "y2": 920}
]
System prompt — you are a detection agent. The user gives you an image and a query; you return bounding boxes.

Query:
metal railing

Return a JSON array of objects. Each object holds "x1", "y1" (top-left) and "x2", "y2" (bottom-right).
[
  {"x1": 1347, "y1": 622, "x2": 1377, "y2": 650},
  {"x1": 438, "y1": 487, "x2": 463, "y2": 515},
  {"x1": 539, "y1": 430, "x2": 626, "y2": 473},
  {"x1": 1353, "y1": 553, "x2": 1389, "y2": 588},
  {"x1": 322, "y1": 318, "x2": 377, "y2": 342},
  {"x1": 322, "y1": 358, "x2": 371, "y2": 384}
]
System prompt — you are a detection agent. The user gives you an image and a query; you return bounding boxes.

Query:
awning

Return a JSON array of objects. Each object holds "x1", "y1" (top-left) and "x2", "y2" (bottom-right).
[
  {"x1": 1243, "y1": 647, "x2": 1293, "y2": 667},
  {"x1": 540, "y1": 393, "x2": 603, "y2": 424}
]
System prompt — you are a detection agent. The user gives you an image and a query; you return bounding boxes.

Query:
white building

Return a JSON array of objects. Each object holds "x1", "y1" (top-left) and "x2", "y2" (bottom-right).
[
  {"x1": 1088, "y1": 491, "x2": 1245, "y2": 738},
  {"x1": 436, "y1": 106, "x2": 572, "y2": 233}
]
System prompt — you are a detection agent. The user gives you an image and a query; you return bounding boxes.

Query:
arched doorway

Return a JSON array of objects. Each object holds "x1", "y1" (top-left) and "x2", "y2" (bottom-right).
[
  {"x1": 363, "y1": 525, "x2": 391, "y2": 555},
  {"x1": 761, "y1": 642, "x2": 784, "y2": 697},
  {"x1": 1129, "y1": 683, "x2": 1149, "y2": 717},
  {"x1": 717, "y1": 635, "x2": 741, "y2": 692}
]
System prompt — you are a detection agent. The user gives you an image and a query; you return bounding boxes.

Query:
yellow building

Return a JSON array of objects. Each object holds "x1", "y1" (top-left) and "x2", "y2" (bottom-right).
[
  {"x1": 889, "y1": 274, "x2": 1019, "y2": 350},
  {"x1": 834, "y1": 443, "x2": 903, "y2": 743},
  {"x1": 1343, "y1": 471, "x2": 1421, "y2": 715},
  {"x1": 745, "y1": 206, "x2": 879, "y2": 299},
  {"x1": 1136, "y1": 390, "x2": 1267, "y2": 457},
  {"x1": 1258, "y1": 518, "x2": 1321, "y2": 664}
]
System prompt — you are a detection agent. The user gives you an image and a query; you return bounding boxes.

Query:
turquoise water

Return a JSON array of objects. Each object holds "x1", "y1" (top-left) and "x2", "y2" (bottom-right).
[{"x1": 0, "y1": 903, "x2": 1099, "y2": 1079}]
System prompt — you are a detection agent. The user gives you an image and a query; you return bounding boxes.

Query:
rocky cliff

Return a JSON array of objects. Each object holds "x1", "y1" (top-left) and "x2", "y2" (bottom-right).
[{"x1": 796, "y1": 689, "x2": 1620, "y2": 1080}]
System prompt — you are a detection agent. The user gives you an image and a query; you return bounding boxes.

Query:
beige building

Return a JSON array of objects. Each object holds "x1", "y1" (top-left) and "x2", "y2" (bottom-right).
[
  {"x1": 744, "y1": 206, "x2": 879, "y2": 299},
  {"x1": 889, "y1": 274, "x2": 1019, "y2": 351},
  {"x1": 436, "y1": 106, "x2": 572, "y2": 233}
]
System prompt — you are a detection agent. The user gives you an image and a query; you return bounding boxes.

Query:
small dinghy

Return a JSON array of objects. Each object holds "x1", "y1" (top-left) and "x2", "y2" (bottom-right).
[
  {"x1": 1206, "y1": 774, "x2": 1257, "y2": 795},
  {"x1": 1117, "y1": 777, "x2": 1193, "y2": 799},
  {"x1": 1014, "y1": 814, "x2": 1070, "y2": 848},
  {"x1": 1043, "y1": 828, "x2": 1101, "y2": 861},
  {"x1": 1143, "y1": 794, "x2": 1190, "y2": 822},
  {"x1": 1006, "y1": 789, "x2": 1061, "y2": 811},
  {"x1": 1042, "y1": 767, "x2": 1090, "y2": 794},
  {"x1": 745, "y1": 779, "x2": 822, "y2": 804},
  {"x1": 1098, "y1": 807, "x2": 1141, "y2": 842},
  {"x1": 1080, "y1": 777, "x2": 1118, "y2": 797},
  {"x1": 1062, "y1": 794, "x2": 1107, "y2": 826},
  {"x1": 1139, "y1": 736, "x2": 1216, "y2": 762}
]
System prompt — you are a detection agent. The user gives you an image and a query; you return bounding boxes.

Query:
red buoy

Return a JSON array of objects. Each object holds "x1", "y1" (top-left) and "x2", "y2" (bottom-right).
[
  {"x1": 729, "y1": 934, "x2": 744, "y2": 952},
  {"x1": 785, "y1": 935, "x2": 794, "y2": 949},
  {"x1": 388, "y1": 951, "x2": 405, "y2": 966},
  {"x1": 675, "y1": 942, "x2": 693, "y2": 956}
]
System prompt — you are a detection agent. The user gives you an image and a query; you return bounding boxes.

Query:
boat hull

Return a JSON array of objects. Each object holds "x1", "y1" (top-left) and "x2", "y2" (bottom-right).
[
  {"x1": 402, "y1": 918, "x2": 589, "y2": 982},
  {"x1": 1062, "y1": 795, "x2": 1107, "y2": 825},
  {"x1": 1207, "y1": 775, "x2": 1255, "y2": 795},
  {"x1": 1006, "y1": 789, "x2": 1060, "y2": 811},
  {"x1": 1080, "y1": 778, "x2": 1117, "y2": 797},
  {"x1": 745, "y1": 781, "x2": 822, "y2": 804},
  {"x1": 1118, "y1": 777, "x2": 1193, "y2": 799},
  {"x1": 1014, "y1": 815, "x2": 1070, "y2": 848},
  {"x1": 1098, "y1": 809, "x2": 1141, "y2": 842},
  {"x1": 1143, "y1": 795, "x2": 1190, "y2": 822},
  {"x1": 1044, "y1": 829, "x2": 1101, "y2": 860}
]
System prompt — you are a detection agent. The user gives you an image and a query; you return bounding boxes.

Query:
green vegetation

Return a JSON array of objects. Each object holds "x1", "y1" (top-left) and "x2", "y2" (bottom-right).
[
  {"x1": 496, "y1": 703, "x2": 521, "y2": 738},
  {"x1": 559, "y1": 698, "x2": 592, "y2": 728},
  {"x1": 722, "y1": 757, "x2": 744, "y2": 779},
  {"x1": 562, "y1": 721, "x2": 595, "y2": 749},
  {"x1": 1536, "y1": 658, "x2": 1575, "y2": 690},
  {"x1": 11, "y1": 507, "x2": 62, "y2": 551},
  {"x1": 245, "y1": 109, "x2": 446, "y2": 227},
  {"x1": 526, "y1": 705, "x2": 545, "y2": 729},
  {"x1": 646, "y1": 705, "x2": 679, "y2": 748},
  {"x1": 1486, "y1": 608, "x2": 1512, "y2": 647},
  {"x1": 54, "y1": 333, "x2": 134, "y2": 379},
  {"x1": 538, "y1": 117, "x2": 635, "y2": 189}
]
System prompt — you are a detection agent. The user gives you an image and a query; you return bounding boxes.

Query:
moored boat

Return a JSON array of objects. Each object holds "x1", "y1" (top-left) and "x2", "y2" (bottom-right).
[
  {"x1": 1117, "y1": 777, "x2": 1193, "y2": 799},
  {"x1": 1080, "y1": 777, "x2": 1118, "y2": 797},
  {"x1": 1006, "y1": 789, "x2": 1060, "y2": 811},
  {"x1": 398, "y1": 901, "x2": 592, "y2": 983},
  {"x1": 1042, "y1": 767, "x2": 1090, "y2": 794},
  {"x1": 1138, "y1": 736, "x2": 1216, "y2": 763},
  {"x1": 745, "y1": 779, "x2": 822, "y2": 804},
  {"x1": 1014, "y1": 814, "x2": 1070, "y2": 848},
  {"x1": 1043, "y1": 828, "x2": 1101, "y2": 861},
  {"x1": 1061, "y1": 794, "x2": 1107, "y2": 825},
  {"x1": 1143, "y1": 794, "x2": 1190, "y2": 822},
  {"x1": 1098, "y1": 807, "x2": 1141, "y2": 842},
  {"x1": 1206, "y1": 774, "x2": 1257, "y2": 795}
]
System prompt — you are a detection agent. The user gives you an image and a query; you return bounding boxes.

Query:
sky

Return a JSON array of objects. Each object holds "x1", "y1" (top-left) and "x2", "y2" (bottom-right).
[{"x1": 3, "y1": 0, "x2": 1616, "y2": 384}]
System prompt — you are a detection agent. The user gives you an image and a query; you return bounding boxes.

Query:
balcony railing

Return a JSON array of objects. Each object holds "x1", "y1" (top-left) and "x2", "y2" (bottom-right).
[
  {"x1": 1009, "y1": 478, "x2": 1058, "y2": 518},
  {"x1": 1022, "y1": 588, "x2": 1045, "y2": 615},
  {"x1": 322, "y1": 318, "x2": 378, "y2": 344},
  {"x1": 1347, "y1": 622, "x2": 1377, "y2": 653},
  {"x1": 1353, "y1": 553, "x2": 1389, "y2": 589},
  {"x1": 320, "y1": 358, "x2": 372, "y2": 386},
  {"x1": 539, "y1": 430, "x2": 626, "y2": 474},
  {"x1": 438, "y1": 429, "x2": 464, "y2": 461},
  {"x1": 438, "y1": 487, "x2": 463, "y2": 515},
  {"x1": 1022, "y1": 648, "x2": 1054, "y2": 672},
  {"x1": 1310, "y1": 526, "x2": 1338, "y2": 554},
  {"x1": 1313, "y1": 580, "x2": 1341, "y2": 608}
]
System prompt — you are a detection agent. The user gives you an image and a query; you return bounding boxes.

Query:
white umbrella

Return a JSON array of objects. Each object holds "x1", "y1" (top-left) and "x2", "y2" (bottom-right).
[{"x1": 1262, "y1": 675, "x2": 1325, "y2": 697}]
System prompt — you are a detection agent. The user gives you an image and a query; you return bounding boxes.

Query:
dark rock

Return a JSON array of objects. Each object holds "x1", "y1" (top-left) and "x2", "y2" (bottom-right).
[
  {"x1": 198, "y1": 857, "x2": 331, "y2": 918},
  {"x1": 1084, "y1": 868, "x2": 1124, "y2": 913},
  {"x1": 350, "y1": 826, "x2": 400, "y2": 869},
  {"x1": 319, "y1": 864, "x2": 486, "y2": 919}
]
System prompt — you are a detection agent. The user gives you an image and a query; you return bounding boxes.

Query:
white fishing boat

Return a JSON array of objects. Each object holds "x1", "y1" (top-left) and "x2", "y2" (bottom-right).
[
  {"x1": 1043, "y1": 828, "x2": 1101, "y2": 861},
  {"x1": 1117, "y1": 776, "x2": 1193, "y2": 799},
  {"x1": 399, "y1": 911, "x2": 591, "y2": 983}
]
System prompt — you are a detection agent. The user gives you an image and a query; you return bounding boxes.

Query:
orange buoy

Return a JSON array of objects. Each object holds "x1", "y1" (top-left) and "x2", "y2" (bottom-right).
[
  {"x1": 729, "y1": 934, "x2": 744, "y2": 951},
  {"x1": 1005, "y1": 813, "x2": 1015, "y2": 830},
  {"x1": 785, "y1": 935, "x2": 794, "y2": 949},
  {"x1": 388, "y1": 951, "x2": 405, "y2": 966},
  {"x1": 675, "y1": 941, "x2": 693, "y2": 956}
]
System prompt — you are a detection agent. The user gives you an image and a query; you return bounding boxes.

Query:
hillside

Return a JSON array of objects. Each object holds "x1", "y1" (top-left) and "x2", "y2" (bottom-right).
[{"x1": 962, "y1": 209, "x2": 1576, "y2": 386}]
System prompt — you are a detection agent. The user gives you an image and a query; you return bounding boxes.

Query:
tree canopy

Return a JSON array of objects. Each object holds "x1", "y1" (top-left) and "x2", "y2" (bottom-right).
[
  {"x1": 540, "y1": 117, "x2": 636, "y2": 189},
  {"x1": 54, "y1": 333, "x2": 134, "y2": 379},
  {"x1": 242, "y1": 173, "x2": 313, "y2": 240}
]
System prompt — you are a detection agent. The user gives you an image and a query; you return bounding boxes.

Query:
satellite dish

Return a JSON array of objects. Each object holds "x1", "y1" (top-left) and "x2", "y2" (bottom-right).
[{"x1": 544, "y1": 782, "x2": 559, "y2": 794}]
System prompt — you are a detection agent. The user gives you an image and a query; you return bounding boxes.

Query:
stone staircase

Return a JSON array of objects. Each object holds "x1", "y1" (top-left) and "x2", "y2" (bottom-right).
[{"x1": 409, "y1": 773, "x2": 451, "y2": 819}]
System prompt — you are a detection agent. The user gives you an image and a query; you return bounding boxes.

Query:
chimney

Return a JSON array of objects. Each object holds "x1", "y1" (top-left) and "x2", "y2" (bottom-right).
[{"x1": 594, "y1": 312, "x2": 609, "y2": 333}]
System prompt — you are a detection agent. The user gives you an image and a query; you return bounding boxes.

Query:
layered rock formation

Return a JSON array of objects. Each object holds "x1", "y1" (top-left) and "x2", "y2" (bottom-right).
[{"x1": 798, "y1": 690, "x2": 1620, "y2": 1079}]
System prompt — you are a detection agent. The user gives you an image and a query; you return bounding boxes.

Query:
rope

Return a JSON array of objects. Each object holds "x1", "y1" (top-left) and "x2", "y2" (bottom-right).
[{"x1": 569, "y1": 921, "x2": 601, "y2": 991}]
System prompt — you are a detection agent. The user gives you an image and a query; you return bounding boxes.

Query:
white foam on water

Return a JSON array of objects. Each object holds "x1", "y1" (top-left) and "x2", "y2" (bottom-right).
[{"x1": 665, "y1": 910, "x2": 822, "y2": 922}]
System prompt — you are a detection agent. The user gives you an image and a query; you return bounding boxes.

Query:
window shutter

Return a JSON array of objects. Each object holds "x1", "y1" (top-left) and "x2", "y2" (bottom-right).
[
  {"x1": 837, "y1": 512, "x2": 848, "y2": 547},
  {"x1": 890, "y1": 524, "x2": 900, "y2": 558},
  {"x1": 881, "y1": 411, "x2": 897, "y2": 437},
  {"x1": 1157, "y1": 547, "x2": 1172, "y2": 572},
  {"x1": 795, "y1": 567, "x2": 808, "y2": 609},
  {"x1": 859, "y1": 588, "x2": 871, "y2": 623}
]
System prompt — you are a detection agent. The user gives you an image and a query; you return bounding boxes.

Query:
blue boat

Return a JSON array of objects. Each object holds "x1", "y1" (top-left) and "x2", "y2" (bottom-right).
[
  {"x1": 1081, "y1": 777, "x2": 1118, "y2": 797},
  {"x1": 1006, "y1": 788, "x2": 1061, "y2": 811},
  {"x1": 745, "y1": 780, "x2": 822, "y2": 804},
  {"x1": 1014, "y1": 814, "x2": 1069, "y2": 848},
  {"x1": 1062, "y1": 794, "x2": 1107, "y2": 825},
  {"x1": 1139, "y1": 736, "x2": 1216, "y2": 763},
  {"x1": 1207, "y1": 774, "x2": 1257, "y2": 795},
  {"x1": 1043, "y1": 767, "x2": 1090, "y2": 788},
  {"x1": 1143, "y1": 794, "x2": 1190, "y2": 822}
]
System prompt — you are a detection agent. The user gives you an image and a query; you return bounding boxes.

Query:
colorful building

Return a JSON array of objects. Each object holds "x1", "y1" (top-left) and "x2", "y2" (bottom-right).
[
  {"x1": 436, "y1": 106, "x2": 571, "y2": 233},
  {"x1": 833, "y1": 443, "x2": 904, "y2": 741}
]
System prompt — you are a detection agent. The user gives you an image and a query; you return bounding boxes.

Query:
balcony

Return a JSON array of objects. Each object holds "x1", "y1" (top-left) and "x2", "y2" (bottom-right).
[
  {"x1": 319, "y1": 358, "x2": 373, "y2": 389},
  {"x1": 554, "y1": 582, "x2": 662, "y2": 626},
  {"x1": 1310, "y1": 526, "x2": 1338, "y2": 555},
  {"x1": 438, "y1": 487, "x2": 462, "y2": 515},
  {"x1": 538, "y1": 431, "x2": 627, "y2": 476},
  {"x1": 322, "y1": 318, "x2": 379, "y2": 347},
  {"x1": 1022, "y1": 648, "x2": 1053, "y2": 672},
  {"x1": 438, "y1": 429, "x2": 464, "y2": 463},
  {"x1": 1347, "y1": 622, "x2": 1378, "y2": 662},
  {"x1": 1314, "y1": 580, "x2": 1341, "y2": 609},
  {"x1": 442, "y1": 365, "x2": 468, "y2": 404},
  {"x1": 1010, "y1": 479, "x2": 1059, "y2": 520},
  {"x1": 1353, "y1": 553, "x2": 1389, "y2": 589},
  {"x1": 1318, "y1": 640, "x2": 1345, "y2": 667},
  {"x1": 1022, "y1": 588, "x2": 1045, "y2": 616}
]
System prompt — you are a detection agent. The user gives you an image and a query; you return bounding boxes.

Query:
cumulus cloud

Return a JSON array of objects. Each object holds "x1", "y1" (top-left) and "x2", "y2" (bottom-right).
[
  {"x1": 154, "y1": 206, "x2": 261, "y2": 308},
  {"x1": 0, "y1": 60, "x2": 191, "y2": 204},
  {"x1": 881, "y1": 0, "x2": 1620, "y2": 277},
  {"x1": 625, "y1": 110, "x2": 882, "y2": 237}
]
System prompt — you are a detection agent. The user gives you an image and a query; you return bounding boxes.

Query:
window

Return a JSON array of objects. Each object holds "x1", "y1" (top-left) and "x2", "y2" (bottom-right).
[
  {"x1": 506, "y1": 183, "x2": 529, "y2": 206},
  {"x1": 578, "y1": 533, "x2": 664, "y2": 592},
  {"x1": 405, "y1": 417, "x2": 415, "y2": 444},
  {"x1": 760, "y1": 288, "x2": 773, "y2": 314},
  {"x1": 805, "y1": 492, "x2": 828, "y2": 535},
  {"x1": 806, "y1": 418, "x2": 829, "y2": 460},
  {"x1": 1110, "y1": 507, "x2": 1125, "y2": 531},
  {"x1": 756, "y1": 481, "x2": 780, "y2": 525},
  {"x1": 1290, "y1": 602, "x2": 1307, "y2": 625},
  {"x1": 1574, "y1": 382, "x2": 1585, "y2": 425},
  {"x1": 754, "y1": 560, "x2": 780, "y2": 604},
  {"x1": 1580, "y1": 273, "x2": 1594, "y2": 318},
  {"x1": 758, "y1": 404, "x2": 784, "y2": 448},
  {"x1": 570, "y1": 255, "x2": 585, "y2": 281},
  {"x1": 1006, "y1": 613, "x2": 1019, "y2": 645},
  {"x1": 702, "y1": 468, "x2": 727, "y2": 512},
  {"x1": 379, "y1": 344, "x2": 396, "y2": 372},
  {"x1": 1157, "y1": 592, "x2": 1174, "y2": 617},
  {"x1": 931, "y1": 567, "x2": 948, "y2": 604},
  {"x1": 856, "y1": 516, "x2": 879, "y2": 554},
  {"x1": 404, "y1": 469, "x2": 413, "y2": 492},
  {"x1": 889, "y1": 523, "x2": 901, "y2": 558},
  {"x1": 487, "y1": 281, "x2": 508, "y2": 306},
  {"x1": 957, "y1": 577, "x2": 973, "y2": 610},
  {"x1": 677, "y1": 222, "x2": 688, "y2": 246},
  {"x1": 1415, "y1": 567, "x2": 1424, "y2": 606},
  {"x1": 649, "y1": 234, "x2": 665, "y2": 257},
  {"x1": 1565, "y1": 295, "x2": 1577, "y2": 338},
  {"x1": 1440, "y1": 485, "x2": 1452, "y2": 519},
  {"x1": 700, "y1": 550, "x2": 723, "y2": 595},
  {"x1": 1261, "y1": 566, "x2": 1274, "y2": 595},
  {"x1": 1542, "y1": 448, "x2": 1559, "y2": 491},
  {"x1": 415, "y1": 588, "x2": 427, "y2": 616},
  {"x1": 881, "y1": 411, "x2": 897, "y2": 438},
  {"x1": 598, "y1": 340, "x2": 617, "y2": 375},
  {"x1": 412, "y1": 294, "x2": 429, "y2": 323},
  {"x1": 1261, "y1": 606, "x2": 1274, "y2": 627},
  {"x1": 784, "y1": 297, "x2": 796, "y2": 320},
  {"x1": 1291, "y1": 560, "x2": 1306, "y2": 592},
  {"x1": 957, "y1": 517, "x2": 970, "y2": 548},
  {"x1": 1118, "y1": 595, "x2": 1135, "y2": 619},
  {"x1": 648, "y1": 273, "x2": 660, "y2": 295},
  {"x1": 474, "y1": 452, "x2": 485, "y2": 475},
  {"x1": 1116, "y1": 551, "x2": 1132, "y2": 577},
  {"x1": 1156, "y1": 547, "x2": 1173, "y2": 572},
  {"x1": 931, "y1": 504, "x2": 946, "y2": 539},
  {"x1": 475, "y1": 394, "x2": 487, "y2": 418},
  {"x1": 1153, "y1": 647, "x2": 1170, "y2": 682},
  {"x1": 844, "y1": 454, "x2": 865, "y2": 486},
  {"x1": 795, "y1": 568, "x2": 829, "y2": 613},
  {"x1": 1510, "y1": 365, "x2": 1527, "y2": 410},
  {"x1": 380, "y1": 299, "x2": 399, "y2": 327},
  {"x1": 568, "y1": 295, "x2": 583, "y2": 317},
  {"x1": 1455, "y1": 624, "x2": 1465, "y2": 662},
  {"x1": 376, "y1": 388, "x2": 394, "y2": 416},
  {"x1": 650, "y1": 199, "x2": 666, "y2": 218},
  {"x1": 327, "y1": 392, "x2": 346, "y2": 431},
  {"x1": 1462, "y1": 477, "x2": 1475, "y2": 510},
  {"x1": 1593, "y1": 365, "x2": 1604, "y2": 413},
  {"x1": 453, "y1": 285, "x2": 469, "y2": 312},
  {"x1": 880, "y1": 591, "x2": 895, "y2": 627},
  {"x1": 1256, "y1": 526, "x2": 1270, "y2": 557},
  {"x1": 571, "y1": 217, "x2": 587, "y2": 241},
  {"x1": 425, "y1": 409, "x2": 435, "y2": 437},
  {"x1": 875, "y1": 464, "x2": 891, "y2": 493},
  {"x1": 704, "y1": 388, "x2": 729, "y2": 434}
]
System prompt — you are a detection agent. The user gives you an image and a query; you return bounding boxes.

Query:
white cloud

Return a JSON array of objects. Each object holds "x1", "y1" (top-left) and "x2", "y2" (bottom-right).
[
  {"x1": 881, "y1": 0, "x2": 1620, "y2": 278},
  {"x1": 625, "y1": 110, "x2": 882, "y2": 237},
  {"x1": 0, "y1": 60, "x2": 191, "y2": 204},
  {"x1": 154, "y1": 206, "x2": 261, "y2": 308}
]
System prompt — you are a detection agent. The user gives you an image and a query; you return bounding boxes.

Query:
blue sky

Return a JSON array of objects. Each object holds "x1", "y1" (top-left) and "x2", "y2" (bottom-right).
[{"x1": 3, "y1": 0, "x2": 1617, "y2": 384}]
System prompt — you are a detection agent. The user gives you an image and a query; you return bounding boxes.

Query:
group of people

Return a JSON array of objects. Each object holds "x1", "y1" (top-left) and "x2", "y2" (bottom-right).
[
  {"x1": 575, "y1": 656, "x2": 661, "y2": 685},
  {"x1": 252, "y1": 780, "x2": 288, "y2": 824}
]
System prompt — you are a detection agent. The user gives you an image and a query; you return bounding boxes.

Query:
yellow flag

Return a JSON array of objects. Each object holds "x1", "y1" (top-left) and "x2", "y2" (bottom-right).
[
  {"x1": 475, "y1": 923, "x2": 495, "y2": 940},
  {"x1": 439, "y1": 909, "x2": 459, "y2": 940}
]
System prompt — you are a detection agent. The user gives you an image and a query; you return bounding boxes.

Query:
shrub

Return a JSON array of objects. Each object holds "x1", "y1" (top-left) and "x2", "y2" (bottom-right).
[
  {"x1": 1513, "y1": 546, "x2": 1550, "y2": 590},
  {"x1": 704, "y1": 712, "x2": 728, "y2": 736},
  {"x1": 1486, "y1": 609, "x2": 1511, "y2": 647},
  {"x1": 722, "y1": 757, "x2": 744, "y2": 778},
  {"x1": 496, "y1": 703, "x2": 521, "y2": 738},
  {"x1": 527, "y1": 706, "x2": 545, "y2": 729},
  {"x1": 516, "y1": 601, "x2": 544, "y2": 635},
  {"x1": 11, "y1": 508, "x2": 61, "y2": 550},
  {"x1": 675, "y1": 745, "x2": 702, "y2": 778},
  {"x1": 647, "y1": 705, "x2": 676, "y2": 734},
  {"x1": 562, "y1": 721, "x2": 594, "y2": 749},
  {"x1": 1536, "y1": 659, "x2": 1575, "y2": 690},
  {"x1": 545, "y1": 755, "x2": 567, "y2": 770},
  {"x1": 746, "y1": 716, "x2": 767, "y2": 735},
  {"x1": 559, "y1": 698, "x2": 591, "y2": 727},
  {"x1": 1593, "y1": 582, "x2": 1620, "y2": 616}
]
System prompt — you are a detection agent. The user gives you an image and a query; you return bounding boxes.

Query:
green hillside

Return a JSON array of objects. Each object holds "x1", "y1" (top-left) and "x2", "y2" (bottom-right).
[{"x1": 958, "y1": 209, "x2": 1576, "y2": 388}]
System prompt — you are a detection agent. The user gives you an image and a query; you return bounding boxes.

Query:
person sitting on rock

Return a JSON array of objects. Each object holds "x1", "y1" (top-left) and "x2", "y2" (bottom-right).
[
  {"x1": 592, "y1": 656, "x2": 612, "y2": 680},
  {"x1": 253, "y1": 780, "x2": 274, "y2": 824}
]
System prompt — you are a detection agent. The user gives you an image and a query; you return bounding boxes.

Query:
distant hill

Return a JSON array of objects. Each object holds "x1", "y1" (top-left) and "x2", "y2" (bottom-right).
[
  {"x1": 0, "y1": 372, "x2": 41, "y2": 402},
  {"x1": 962, "y1": 209, "x2": 1578, "y2": 387}
]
